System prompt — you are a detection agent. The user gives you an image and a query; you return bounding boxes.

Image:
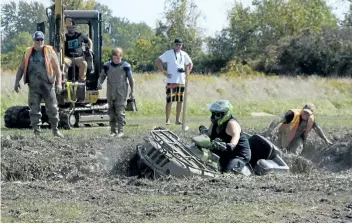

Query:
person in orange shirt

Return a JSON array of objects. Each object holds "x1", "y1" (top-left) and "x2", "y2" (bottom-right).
[
  {"x1": 264, "y1": 103, "x2": 332, "y2": 155},
  {"x1": 14, "y1": 31, "x2": 64, "y2": 138}
]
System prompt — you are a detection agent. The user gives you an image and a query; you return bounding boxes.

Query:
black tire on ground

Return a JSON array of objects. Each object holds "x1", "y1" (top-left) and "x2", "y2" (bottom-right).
[
  {"x1": 58, "y1": 110, "x2": 71, "y2": 130},
  {"x1": 4, "y1": 106, "x2": 31, "y2": 129}
]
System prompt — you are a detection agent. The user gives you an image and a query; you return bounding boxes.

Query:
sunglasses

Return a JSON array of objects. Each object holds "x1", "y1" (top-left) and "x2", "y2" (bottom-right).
[
  {"x1": 35, "y1": 39, "x2": 44, "y2": 42},
  {"x1": 175, "y1": 43, "x2": 182, "y2": 46}
]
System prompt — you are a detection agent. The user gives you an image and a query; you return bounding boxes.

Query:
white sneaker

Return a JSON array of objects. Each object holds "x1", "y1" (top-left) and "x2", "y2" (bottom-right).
[
  {"x1": 53, "y1": 130, "x2": 64, "y2": 138},
  {"x1": 117, "y1": 132, "x2": 124, "y2": 138},
  {"x1": 110, "y1": 132, "x2": 117, "y2": 137}
]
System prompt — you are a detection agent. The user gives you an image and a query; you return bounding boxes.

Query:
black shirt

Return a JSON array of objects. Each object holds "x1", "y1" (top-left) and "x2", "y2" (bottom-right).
[
  {"x1": 65, "y1": 32, "x2": 89, "y2": 57},
  {"x1": 210, "y1": 116, "x2": 251, "y2": 166}
]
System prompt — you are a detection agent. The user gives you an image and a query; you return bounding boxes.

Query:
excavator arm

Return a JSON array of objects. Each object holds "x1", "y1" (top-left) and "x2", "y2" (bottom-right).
[{"x1": 54, "y1": 0, "x2": 65, "y2": 65}]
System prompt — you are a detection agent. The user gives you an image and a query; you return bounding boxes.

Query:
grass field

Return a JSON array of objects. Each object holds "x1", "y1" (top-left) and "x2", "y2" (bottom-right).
[{"x1": 1, "y1": 71, "x2": 352, "y2": 119}]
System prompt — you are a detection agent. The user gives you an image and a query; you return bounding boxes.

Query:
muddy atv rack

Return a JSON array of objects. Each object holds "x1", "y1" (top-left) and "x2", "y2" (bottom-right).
[
  {"x1": 135, "y1": 128, "x2": 290, "y2": 178},
  {"x1": 136, "y1": 128, "x2": 220, "y2": 178}
]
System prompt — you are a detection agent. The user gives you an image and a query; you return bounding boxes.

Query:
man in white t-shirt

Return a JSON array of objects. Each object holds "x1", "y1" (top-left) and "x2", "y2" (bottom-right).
[{"x1": 156, "y1": 38, "x2": 193, "y2": 125}]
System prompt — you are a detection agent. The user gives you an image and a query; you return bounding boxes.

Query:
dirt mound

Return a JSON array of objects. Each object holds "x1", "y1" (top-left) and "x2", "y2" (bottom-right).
[
  {"x1": 1, "y1": 127, "x2": 351, "y2": 183},
  {"x1": 0, "y1": 133, "x2": 145, "y2": 182},
  {"x1": 302, "y1": 129, "x2": 352, "y2": 172},
  {"x1": 310, "y1": 142, "x2": 352, "y2": 172}
]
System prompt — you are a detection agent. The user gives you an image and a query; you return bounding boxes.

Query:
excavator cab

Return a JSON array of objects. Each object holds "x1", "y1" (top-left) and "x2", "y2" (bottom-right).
[
  {"x1": 61, "y1": 13, "x2": 99, "y2": 89},
  {"x1": 42, "y1": 7, "x2": 105, "y2": 105}
]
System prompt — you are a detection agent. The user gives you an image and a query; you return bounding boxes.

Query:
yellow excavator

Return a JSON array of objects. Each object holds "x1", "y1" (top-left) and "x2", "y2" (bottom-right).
[{"x1": 4, "y1": 0, "x2": 114, "y2": 129}]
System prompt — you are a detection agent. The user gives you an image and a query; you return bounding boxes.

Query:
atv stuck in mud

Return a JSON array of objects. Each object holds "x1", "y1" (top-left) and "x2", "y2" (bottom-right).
[{"x1": 132, "y1": 127, "x2": 290, "y2": 178}]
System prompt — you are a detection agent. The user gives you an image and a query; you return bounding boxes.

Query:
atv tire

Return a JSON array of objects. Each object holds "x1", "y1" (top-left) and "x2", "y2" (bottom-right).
[{"x1": 4, "y1": 106, "x2": 31, "y2": 129}]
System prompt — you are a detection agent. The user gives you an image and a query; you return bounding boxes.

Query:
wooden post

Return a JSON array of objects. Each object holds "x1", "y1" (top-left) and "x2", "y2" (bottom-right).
[{"x1": 182, "y1": 71, "x2": 189, "y2": 132}]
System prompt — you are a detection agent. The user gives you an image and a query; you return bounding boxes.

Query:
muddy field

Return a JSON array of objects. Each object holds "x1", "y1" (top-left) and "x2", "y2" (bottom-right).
[{"x1": 1, "y1": 126, "x2": 352, "y2": 222}]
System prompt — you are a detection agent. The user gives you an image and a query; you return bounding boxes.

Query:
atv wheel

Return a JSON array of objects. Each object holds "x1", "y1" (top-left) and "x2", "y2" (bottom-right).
[{"x1": 4, "y1": 106, "x2": 31, "y2": 129}]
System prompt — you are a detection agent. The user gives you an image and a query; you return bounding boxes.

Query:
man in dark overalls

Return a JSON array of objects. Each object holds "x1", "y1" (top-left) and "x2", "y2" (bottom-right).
[{"x1": 14, "y1": 31, "x2": 64, "y2": 138}]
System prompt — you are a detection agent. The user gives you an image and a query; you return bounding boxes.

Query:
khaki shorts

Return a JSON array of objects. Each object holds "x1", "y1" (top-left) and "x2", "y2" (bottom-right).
[{"x1": 64, "y1": 56, "x2": 87, "y2": 68}]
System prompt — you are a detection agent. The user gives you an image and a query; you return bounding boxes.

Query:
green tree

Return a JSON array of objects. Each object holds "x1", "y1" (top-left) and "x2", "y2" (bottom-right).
[
  {"x1": 155, "y1": 0, "x2": 204, "y2": 60},
  {"x1": 0, "y1": 32, "x2": 32, "y2": 70},
  {"x1": 1, "y1": 1, "x2": 46, "y2": 53},
  {"x1": 49, "y1": 0, "x2": 96, "y2": 10},
  {"x1": 213, "y1": 0, "x2": 338, "y2": 60},
  {"x1": 94, "y1": 2, "x2": 113, "y2": 21}
]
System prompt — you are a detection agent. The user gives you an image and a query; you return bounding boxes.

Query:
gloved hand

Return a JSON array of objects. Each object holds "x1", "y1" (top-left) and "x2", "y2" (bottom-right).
[
  {"x1": 226, "y1": 143, "x2": 236, "y2": 151},
  {"x1": 211, "y1": 139, "x2": 227, "y2": 151},
  {"x1": 55, "y1": 84, "x2": 62, "y2": 95},
  {"x1": 97, "y1": 83, "x2": 102, "y2": 90},
  {"x1": 14, "y1": 82, "x2": 21, "y2": 93},
  {"x1": 199, "y1": 125, "x2": 208, "y2": 134}
]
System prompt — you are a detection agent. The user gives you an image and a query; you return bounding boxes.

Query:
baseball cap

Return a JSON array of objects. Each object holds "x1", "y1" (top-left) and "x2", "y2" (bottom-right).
[
  {"x1": 303, "y1": 103, "x2": 315, "y2": 114},
  {"x1": 33, "y1": 31, "x2": 44, "y2": 40},
  {"x1": 303, "y1": 108, "x2": 313, "y2": 115},
  {"x1": 174, "y1": 38, "x2": 183, "y2": 44}
]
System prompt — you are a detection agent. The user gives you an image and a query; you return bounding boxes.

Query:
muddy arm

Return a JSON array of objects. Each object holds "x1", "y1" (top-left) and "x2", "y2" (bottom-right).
[
  {"x1": 97, "y1": 69, "x2": 107, "y2": 87},
  {"x1": 313, "y1": 124, "x2": 332, "y2": 145},
  {"x1": 128, "y1": 76, "x2": 135, "y2": 95},
  {"x1": 15, "y1": 58, "x2": 25, "y2": 84},
  {"x1": 264, "y1": 117, "x2": 284, "y2": 136}
]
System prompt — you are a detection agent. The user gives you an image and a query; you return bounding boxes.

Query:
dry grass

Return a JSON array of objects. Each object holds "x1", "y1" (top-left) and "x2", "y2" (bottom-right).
[{"x1": 1, "y1": 70, "x2": 351, "y2": 118}]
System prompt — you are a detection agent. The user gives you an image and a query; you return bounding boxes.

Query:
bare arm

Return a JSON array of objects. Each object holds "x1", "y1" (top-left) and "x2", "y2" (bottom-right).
[
  {"x1": 156, "y1": 58, "x2": 167, "y2": 75},
  {"x1": 226, "y1": 120, "x2": 241, "y2": 145},
  {"x1": 268, "y1": 118, "x2": 282, "y2": 131},
  {"x1": 313, "y1": 123, "x2": 331, "y2": 144},
  {"x1": 88, "y1": 38, "x2": 93, "y2": 51},
  {"x1": 128, "y1": 76, "x2": 135, "y2": 93},
  {"x1": 51, "y1": 52, "x2": 62, "y2": 85},
  {"x1": 15, "y1": 60, "x2": 25, "y2": 83},
  {"x1": 265, "y1": 115, "x2": 286, "y2": 135},
  {"x1": 185, "y1": 62, "x2": 193, "y2": 75}
]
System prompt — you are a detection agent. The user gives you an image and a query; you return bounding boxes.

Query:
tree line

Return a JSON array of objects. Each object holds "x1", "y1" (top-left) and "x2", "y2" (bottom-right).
[{"x1": 1, "y1": 0, "x2": 352, "y2": 76}]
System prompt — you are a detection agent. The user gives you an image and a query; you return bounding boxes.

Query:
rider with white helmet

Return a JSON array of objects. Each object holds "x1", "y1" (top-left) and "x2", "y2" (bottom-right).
[{"x1": 199, "y1": 100, "x2": 251, "y2": 174}]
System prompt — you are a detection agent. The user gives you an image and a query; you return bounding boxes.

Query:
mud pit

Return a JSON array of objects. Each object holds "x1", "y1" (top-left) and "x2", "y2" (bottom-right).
[{"x1": 1, "y1": 128, "x2": 352, "y2": 222}]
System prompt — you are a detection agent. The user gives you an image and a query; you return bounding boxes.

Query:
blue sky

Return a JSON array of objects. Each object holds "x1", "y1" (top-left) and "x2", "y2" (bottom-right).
[{"x1": 2, "y1": 0, "x2": 350, "y2": 36}]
